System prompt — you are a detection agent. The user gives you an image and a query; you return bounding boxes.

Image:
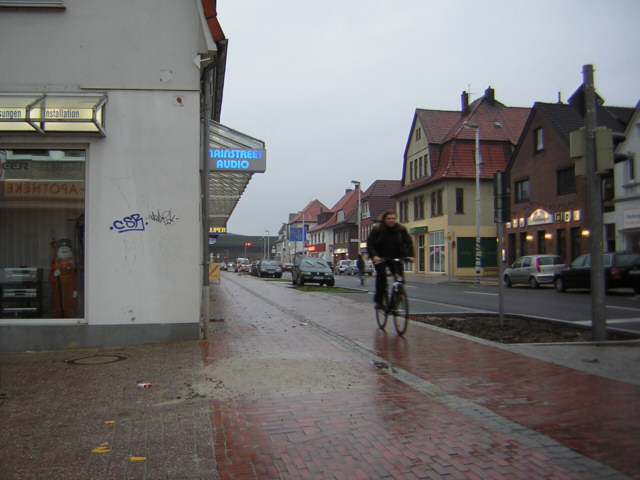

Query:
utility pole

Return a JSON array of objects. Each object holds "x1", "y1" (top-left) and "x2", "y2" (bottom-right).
[{"x1": 583, "y1": 64, "x2": 607, "y2": 341}]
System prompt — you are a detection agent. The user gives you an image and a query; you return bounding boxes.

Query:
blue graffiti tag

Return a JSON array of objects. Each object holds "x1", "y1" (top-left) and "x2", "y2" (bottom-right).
[{"x1": 110, "y1": 213, "x2": 147, "y2": 233}]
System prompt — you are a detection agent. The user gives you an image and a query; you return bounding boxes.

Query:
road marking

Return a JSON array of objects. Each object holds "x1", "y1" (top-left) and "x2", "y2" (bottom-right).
[
  {"x1": 464, "y1": 291, "x2": 498, "y2": 296},
  {"x1": 606, "y1": 305, "x2": 640, "y2": 312}
]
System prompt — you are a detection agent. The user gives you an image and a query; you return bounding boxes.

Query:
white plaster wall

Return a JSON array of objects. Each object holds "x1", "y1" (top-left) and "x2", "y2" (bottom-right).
[
  {"x1": 1, "y1": 0, "x2": 209, "y2": 327},
  {"x1": 0, "y1": 0, "x2": 207, "y2": 92},
  {"x1": 87, "y1": 90, "x2": 201, "y2": 325},
  {"x1": 614, "y1": 107, "x2": 640, "y2": 250}
]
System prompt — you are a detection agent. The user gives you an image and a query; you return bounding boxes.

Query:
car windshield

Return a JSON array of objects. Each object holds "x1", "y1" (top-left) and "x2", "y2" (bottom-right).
[{"x1": 261, "y1": 260, "x2": 278, "y2": 266}]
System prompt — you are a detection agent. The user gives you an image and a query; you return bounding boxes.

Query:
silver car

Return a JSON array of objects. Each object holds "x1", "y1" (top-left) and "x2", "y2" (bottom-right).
[{"x1": 504, "y1": 255, "x2": 566, "y2": 288}]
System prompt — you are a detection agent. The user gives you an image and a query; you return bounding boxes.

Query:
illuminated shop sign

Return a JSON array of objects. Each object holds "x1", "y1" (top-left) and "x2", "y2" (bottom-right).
[
  {"x1": 209, "y1": 226, "x2": 227, "y2": 234},
  {"x1": 208, "y1": 148, "x2": 266, "y2": 172},
  {"x1": 0, "y1": 93, "x2": 107, "y2": 135}
]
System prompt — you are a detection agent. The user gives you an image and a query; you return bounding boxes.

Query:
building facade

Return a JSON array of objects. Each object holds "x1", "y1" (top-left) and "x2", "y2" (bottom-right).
[
  {"x1": 0, "y1": 0, "x2": 227, "y2": 350},
  {"x1": 505, "y1": 87, "x2": 635, "y2": 266},
  {"x1": 394, "y1": 88, "x2": 529, "y2": 277}
]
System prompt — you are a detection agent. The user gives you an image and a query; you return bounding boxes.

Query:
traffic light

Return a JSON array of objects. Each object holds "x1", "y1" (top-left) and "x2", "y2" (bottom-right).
[
  {"x1": 244, "y1": 242, "x2": 252, "y2": 247},
  {"x1": 571, "y1": 126, "x2": 631, "y2": 176},
  {"x1": 493, "y1": 170, "x2": 510, "y2": 223}
]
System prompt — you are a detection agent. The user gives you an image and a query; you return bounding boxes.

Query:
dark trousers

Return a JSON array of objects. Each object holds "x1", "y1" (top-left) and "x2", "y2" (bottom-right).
[{"x1": 374, "y1": 261, "x2": 402, "y2": 305}]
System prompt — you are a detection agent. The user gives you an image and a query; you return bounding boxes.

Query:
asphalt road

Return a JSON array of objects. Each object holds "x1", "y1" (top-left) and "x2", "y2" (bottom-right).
[{"x1": 327, "y1": 272, "x2": 640, "y2": 335}]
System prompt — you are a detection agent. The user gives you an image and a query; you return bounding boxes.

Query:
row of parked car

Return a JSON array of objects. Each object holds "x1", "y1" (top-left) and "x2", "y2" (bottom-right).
[
  {"x1": 333, "y1": 259, "x2": 374, "y2": 276},
  {"x1": 503, "y1": 252, "x2": 640, "y2": 293}
]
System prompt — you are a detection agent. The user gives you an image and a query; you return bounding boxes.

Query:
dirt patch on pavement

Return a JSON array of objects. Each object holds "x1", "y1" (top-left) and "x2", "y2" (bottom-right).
[
  {"x1": 194, "y1": 354, "x2": 375, "y2": 401},
  {"x1": 414, "y1": 315, "x2": 638, "y2": 344}
]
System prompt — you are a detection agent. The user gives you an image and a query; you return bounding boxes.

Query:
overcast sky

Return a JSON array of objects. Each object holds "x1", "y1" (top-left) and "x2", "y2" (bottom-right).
[{"x1": 217, "y1": 0, "x2": 640, "y2": 237}]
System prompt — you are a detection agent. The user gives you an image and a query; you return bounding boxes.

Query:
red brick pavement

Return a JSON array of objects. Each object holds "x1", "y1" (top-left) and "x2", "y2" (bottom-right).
[{"x1": 201, "y1": 274, "x2": 640, "y2": 479}]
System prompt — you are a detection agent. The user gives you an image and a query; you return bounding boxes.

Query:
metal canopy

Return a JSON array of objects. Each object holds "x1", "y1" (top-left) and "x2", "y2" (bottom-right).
[{"x1": 207, "y1": 121, "x2": 266, "y2": 229}]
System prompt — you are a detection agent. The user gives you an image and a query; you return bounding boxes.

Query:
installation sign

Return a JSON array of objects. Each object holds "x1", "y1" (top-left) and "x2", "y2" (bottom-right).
[{"x1": 0, "y1": 93, "x2": 107, "y2": 135}]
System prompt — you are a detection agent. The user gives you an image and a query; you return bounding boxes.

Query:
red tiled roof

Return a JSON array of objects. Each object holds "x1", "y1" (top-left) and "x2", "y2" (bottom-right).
[
  {"x1": 290, "y1": 199, "x2": 329, "y2": 223},
  {"x1": 398, "y1": 89, "x2": 530, "y2": 195},
  {"x1": 201, "y1": 0, "x2": 225, "y2": 42}
]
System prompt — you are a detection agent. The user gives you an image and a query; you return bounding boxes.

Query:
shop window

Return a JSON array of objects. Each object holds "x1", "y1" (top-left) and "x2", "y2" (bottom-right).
[
  {"x1": 1, "y1": 149, "x2": 85, "y2": 319},
  {"x1": 428, "y1": 230, "x2": 445, "y2": 273}
]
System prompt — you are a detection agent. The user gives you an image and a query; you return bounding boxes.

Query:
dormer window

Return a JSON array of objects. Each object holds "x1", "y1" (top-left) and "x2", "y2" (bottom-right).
[{"x1": 416, "y1": 128, "x2": 421, "y2": 141}]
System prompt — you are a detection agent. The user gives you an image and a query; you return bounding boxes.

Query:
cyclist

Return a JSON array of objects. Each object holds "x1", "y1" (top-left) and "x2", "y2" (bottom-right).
[{"x1": 366, "y1": 210, "x2": 414, "y2": 310}]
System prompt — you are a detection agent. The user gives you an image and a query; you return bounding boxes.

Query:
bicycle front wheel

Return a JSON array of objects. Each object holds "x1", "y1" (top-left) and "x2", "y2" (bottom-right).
[
  {"x1": 392, "y1": 285, "x2": 409, "y2": 335},
  {"x1": 375, "y1": 296, "x2": 388, "y2": 330}
]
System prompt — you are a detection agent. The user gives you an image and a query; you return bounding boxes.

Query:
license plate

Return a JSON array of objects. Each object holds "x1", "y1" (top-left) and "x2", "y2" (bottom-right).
[{"x1": 312, "y1": 276, "x2": 324, "y2": 280}]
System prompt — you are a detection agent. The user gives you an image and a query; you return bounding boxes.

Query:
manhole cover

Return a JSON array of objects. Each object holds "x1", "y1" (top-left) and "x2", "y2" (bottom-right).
[{"x1": 65, "y1": 354, "x2": 128, "y2": 365}]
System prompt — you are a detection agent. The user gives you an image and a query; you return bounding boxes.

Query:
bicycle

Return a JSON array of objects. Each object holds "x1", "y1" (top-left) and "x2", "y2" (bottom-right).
[{"x1": 374, "y1": 258, "x2": 409, "y2": 335}]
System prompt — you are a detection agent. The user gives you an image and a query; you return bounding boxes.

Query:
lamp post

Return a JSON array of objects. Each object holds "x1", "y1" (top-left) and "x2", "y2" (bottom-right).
[
  {"x1": 351, "y1": 180, "x2": 361, "y2": 256},
  {"x1": 463, "y1": 121, "x2": 482, "y2": 284},
  {"x1": 265, "y1": 230, "x2": 270, "y2": 260}
]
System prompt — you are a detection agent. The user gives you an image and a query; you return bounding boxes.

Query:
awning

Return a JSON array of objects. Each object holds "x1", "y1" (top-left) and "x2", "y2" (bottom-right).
[{"x1": 206, "y1": 121, "x2": 266, "y2": 229}]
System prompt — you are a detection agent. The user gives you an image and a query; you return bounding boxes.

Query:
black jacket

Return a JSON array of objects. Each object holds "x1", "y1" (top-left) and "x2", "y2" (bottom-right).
[{"x1": 366, "y1": 223, "x2": 414, "y2": 259}]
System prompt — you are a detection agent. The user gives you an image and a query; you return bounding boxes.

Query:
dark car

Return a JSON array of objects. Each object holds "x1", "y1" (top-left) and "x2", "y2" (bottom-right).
[
  {"x1": 554, "y1": 252, "x2": 640, "y2": 293},
  {"x1": 282, "y1": 263, "x2": 293, "y2": 272},
  {"x1": 257, "y1": 260, "x2": 282, "y2": 278},
  {"x1": 291, "y1": 257, "x2": 335, "y2": 287}
]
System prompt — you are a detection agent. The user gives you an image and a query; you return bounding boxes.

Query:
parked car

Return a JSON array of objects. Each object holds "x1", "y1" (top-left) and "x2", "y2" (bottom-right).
[
  {"x1": 503, "y1": 255, "x2": 566, "y2": 288},
  {"x1": 292, "y1": 257, "x2": 335, "y2": 286},
  {"x1": 282, "y1": 263, "x2": 293, "y2": 272},
  {"x1": 235, "y1": 257, "x2": 250, "y2": 273},
  {"x1": 257, "y1": 260, "x2": 282, "y2": 278},
  {"x1": 220, "y1": 261, "x2": 227, "y2": 271},
  {"x1": 350, "y1": 259, "x2": 374, "y2": 276},
  {"x1": 334, "y1": 259, "x2": 355, "y2": 275},
  {"x1": 554, "y1": 252, "x2": 640, "y2": 293}
]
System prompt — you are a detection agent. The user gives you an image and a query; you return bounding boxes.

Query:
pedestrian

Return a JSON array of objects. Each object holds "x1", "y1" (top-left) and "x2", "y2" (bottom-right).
[
  {"x1": 356, "y1": 253, "x2": 365, "y2": 285},
  {"x1": 366, "y1": 210, "x2": 414, "y2": 309}
]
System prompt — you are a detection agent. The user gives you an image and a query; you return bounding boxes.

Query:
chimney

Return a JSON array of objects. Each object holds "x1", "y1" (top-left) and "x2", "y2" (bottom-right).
[
  {"x1": 461, "y1": 91, "x2": 469, "y2": 115},
  {"x1": 484, "y1": 86, "x2": 495, "y2": 104}
]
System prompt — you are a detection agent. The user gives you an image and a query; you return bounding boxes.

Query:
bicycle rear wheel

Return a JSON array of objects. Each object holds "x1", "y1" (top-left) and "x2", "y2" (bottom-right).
[
  {"x1": 375, "y1": 295, "x2": 388, "y2": 330},
  {"x1": 392, "y1": 285, "x2": 409, "y2": 335}
]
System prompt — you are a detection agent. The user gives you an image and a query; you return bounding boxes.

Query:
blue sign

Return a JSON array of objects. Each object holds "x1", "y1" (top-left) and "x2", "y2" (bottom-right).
[
  {"x1": 289, "y1": 226, "x2": 307, "y2": 242},
  {"x1": 208, "y1": 148, "x2": 266, "y2": 172}
]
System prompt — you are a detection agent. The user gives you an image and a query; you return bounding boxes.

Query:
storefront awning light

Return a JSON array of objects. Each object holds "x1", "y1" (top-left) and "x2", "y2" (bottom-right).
[
  {"x1": 0, "y1": 93, "x2": 107, "y2": 135},
  {"x1": 207, "y1": 121, "x2": 266, "y2": 229}
]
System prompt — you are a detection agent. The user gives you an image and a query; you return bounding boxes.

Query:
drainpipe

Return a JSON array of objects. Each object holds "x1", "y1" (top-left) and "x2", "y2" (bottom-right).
[{"x1": 200, "y1": 64, "x2": 214, "y2": 339}]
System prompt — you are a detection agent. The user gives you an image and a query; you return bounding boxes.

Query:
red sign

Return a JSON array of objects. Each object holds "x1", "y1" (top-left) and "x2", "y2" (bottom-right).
[
  {"x1": 2, "y1": 180, "x2": 85, "y2": 200},
  {"x1": 308, "y1": 243, "x2": 326, "y2": 253}
]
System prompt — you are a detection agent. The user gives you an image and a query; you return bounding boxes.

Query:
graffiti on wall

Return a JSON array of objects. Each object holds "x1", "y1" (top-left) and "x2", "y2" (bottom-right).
[
  {"x1": 110, "y1": 213, "x2": 147, "y2": 233},
  {"x1": 110, "y1": 209, "x2": 180, "y2": 234},
  {"x1": 147, "y1": 209, "x2": 179, "y2": 226}
]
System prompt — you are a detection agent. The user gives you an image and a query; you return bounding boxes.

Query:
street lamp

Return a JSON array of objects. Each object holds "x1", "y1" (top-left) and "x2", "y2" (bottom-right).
[
  {"x1": 265, "y1": 230, "x2": 270, "y2": 260},
  {"x1": 351, "y1": 180, "x2": 361, "y2": 256},
  {"x1": 463, "y1": 121, "x2": 482, "y2": 284}
]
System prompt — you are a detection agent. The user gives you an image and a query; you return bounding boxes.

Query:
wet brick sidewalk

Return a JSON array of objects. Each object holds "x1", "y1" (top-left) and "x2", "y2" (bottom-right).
[{"x1": 0, "y1": 272, "x2": 638, "y2": 479}]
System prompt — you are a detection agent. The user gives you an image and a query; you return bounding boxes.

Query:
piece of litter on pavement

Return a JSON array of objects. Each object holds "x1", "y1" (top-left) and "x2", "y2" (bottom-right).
[
  {"x1": 137, "y1": 382, "x2": 152, "y2": 388},
  {"x1": 130, "y1": 456, "x2": 147, "y2": 461}
]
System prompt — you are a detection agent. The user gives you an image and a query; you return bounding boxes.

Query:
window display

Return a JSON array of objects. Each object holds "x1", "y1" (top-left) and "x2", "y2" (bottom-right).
[{"x1": 0, "y1": 149, "x2": 85, "y2": 319}]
